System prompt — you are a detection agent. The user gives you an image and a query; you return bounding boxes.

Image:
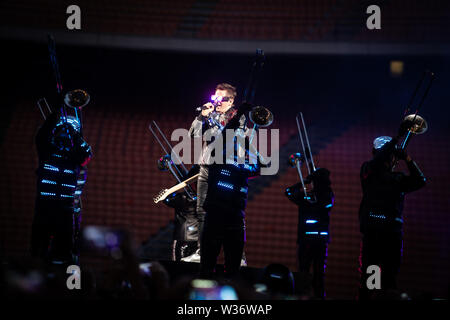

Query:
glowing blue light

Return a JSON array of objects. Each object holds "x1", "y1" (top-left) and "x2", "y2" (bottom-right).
[
  {"x1": 230, "y1": 161, "x2": 254, "y2": 171},
  {"x1": 41, "y1": 179, "x2": 57, "y2": 185},
  {"x1": 44, "y1": 164, "x2": 59, "y2": 172},
  {"x1": 325, "y1": 203, "x2": 333, "y2": 208},
  {"x1": 219, "y1": 286, "x2": 238, "y2": 300},
  {"x1": 217, "y1": 181, "x2": 234, "y2": 190},
  {"x1": 373, "y1": 136, "x2": 392, "y2": 150},
  {"x1": 320, "y1": 232, "x2": 328, "y2": 236},
  {"x1": 369, "y1": 212, "x2": 386, "y2": 219},
  {"x1": 41, "y1": 192, "x2": 56, "y2": 196},
  {"x1": 306, "y1": 220, "x2": 318, "y2": 224},
  {"x1": 305, "y1": 231, "x2": 318, "y2": 235},
  {"x1": 61, "y1": 194, "x2": 74, "y2": 198},
  {"x1": 269, "y1": 274, "x2": 282, "y2": 279},
  {"x1": 74, "y1": 208, "x2": 81, "y2": 213},
  {"x1": 62, "y1": 184, "x2": 76, "y2": 188},
  {"x1": 74, "y1": 190, "x2": 82, "y2": 196},
  {"x1": 52, "y1": 154, "x2": 62, "y2": 158},
  {"x1": 240, "y1": 187, "x2": 248, "y2": 193},
  {"x1": 221, "y1": 169, "x2": 231, "y2": 176},
  {"x1": 57, "y1": 116, "x2": 80, "y2": 131},
  {"x1": 63, "y1": 169, "x2": 74, "y2": 174},
  {"x1": 77, "y1": 180, "x2": 86, "y2": 184}
]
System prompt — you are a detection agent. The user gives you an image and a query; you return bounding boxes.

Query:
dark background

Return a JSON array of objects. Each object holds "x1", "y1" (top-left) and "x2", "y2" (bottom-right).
[{"x1": 1, "y1": 0, "x2": 449, "y2": 299}]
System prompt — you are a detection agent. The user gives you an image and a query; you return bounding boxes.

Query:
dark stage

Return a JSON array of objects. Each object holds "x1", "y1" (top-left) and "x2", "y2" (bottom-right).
[{"x1": 1, "y1": 0, "x2": 449, "y2": 302}]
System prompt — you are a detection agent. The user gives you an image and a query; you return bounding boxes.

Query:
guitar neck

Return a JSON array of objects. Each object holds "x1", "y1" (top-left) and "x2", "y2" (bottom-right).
[{"x1": 166, "y1": 173, "x2": 199, "y2": 194}]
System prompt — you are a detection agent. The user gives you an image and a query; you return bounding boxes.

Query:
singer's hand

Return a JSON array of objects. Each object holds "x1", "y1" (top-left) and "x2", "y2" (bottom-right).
[{"x1": 201, "y1": 102, "x2": 214, "y2": 117}]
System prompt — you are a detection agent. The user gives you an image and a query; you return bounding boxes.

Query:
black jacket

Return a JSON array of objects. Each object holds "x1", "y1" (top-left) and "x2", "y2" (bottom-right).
[
  {"x1": 285, "y1": 183, "x2": 334, "y2": 242},
  {"x1": 359, "y1": 138, "x2": 426, "y2": 233},
  {"x1": 35, "y1": 113, "x2": 92, "y2": 204}
]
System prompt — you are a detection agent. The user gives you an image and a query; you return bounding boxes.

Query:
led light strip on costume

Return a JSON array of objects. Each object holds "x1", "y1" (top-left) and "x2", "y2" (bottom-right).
[
  {"x1": 217, "y1": 181, "x2": 234, "y2": 190},
  {"x1": 305, "y1": 231, "x2": 328, "y2": 236},
  {"x1": 369, "y1": 212, "x2": 386, "y2": 219}
]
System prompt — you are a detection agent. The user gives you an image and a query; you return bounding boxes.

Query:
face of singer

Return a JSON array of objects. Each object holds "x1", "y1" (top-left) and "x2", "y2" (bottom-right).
[{"x1": 215, "y1": 89, "x2": 234, "y2": 114}]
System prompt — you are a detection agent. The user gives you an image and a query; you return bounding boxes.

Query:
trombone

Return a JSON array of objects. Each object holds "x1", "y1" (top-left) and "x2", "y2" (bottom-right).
[
  {"x1": 149, "y1": 120, "x2": 196, "y2": 200},
  {"x1": 397, "y1": 70, "x2": 433, "y2": 151},
  {"x1": 248, "y1": 105, "x2": 273, "y2": 145},
  {"x1": 36, "y1": 89, "x2": 90, "y2": 133},
  {"x1": 45, "y1": 35, "x2": 90, "y2": 135},
  {"x1": 288, "y1": 112, "x2": 316, "y2": 202},
  {"x1": 64, "y1": 89, "x2": 90, "y2": 134},
  {"x1": 36, "y1": 97, "x2": 52, "y2": 120}
]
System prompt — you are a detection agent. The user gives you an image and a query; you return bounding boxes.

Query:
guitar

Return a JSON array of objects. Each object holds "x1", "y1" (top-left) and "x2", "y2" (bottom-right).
[{"x1": 153, "y1": 173, "x2": 199, "y2": 203}]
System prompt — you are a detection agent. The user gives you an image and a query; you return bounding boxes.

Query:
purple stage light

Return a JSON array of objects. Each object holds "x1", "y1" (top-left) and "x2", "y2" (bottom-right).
[{"x1": 211, "y1": 94, "x2": 223, "y2": 104}]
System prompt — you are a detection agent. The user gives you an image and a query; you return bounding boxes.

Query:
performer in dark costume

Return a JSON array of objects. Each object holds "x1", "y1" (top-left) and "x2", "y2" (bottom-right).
[
  {"x1": 358, "y1": 126, "x2": 426, "y2": 300},
  {"x1": 164, "y1": 192, "x2": 198, "y2": 261},
  {"x1": 285, "y1": 168, "x2": 334, "y2": 299},
  {"x1": 149, "y1": 121, "x2": 201, "y2": 262},
  {"x1": 188, "y1": 83, "x2": 258, "y2": 276},
  {"x1": 162, "y1": 165, "x2": 200, "y2": 261},
  {"x1": 31, "y1": 112, "x2": 92, "y2": 265}
]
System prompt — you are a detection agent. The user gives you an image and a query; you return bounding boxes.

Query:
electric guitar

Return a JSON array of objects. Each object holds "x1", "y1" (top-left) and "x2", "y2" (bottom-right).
[{"x1": 153, "y1": 173, "x2": 199, "y2": 203}]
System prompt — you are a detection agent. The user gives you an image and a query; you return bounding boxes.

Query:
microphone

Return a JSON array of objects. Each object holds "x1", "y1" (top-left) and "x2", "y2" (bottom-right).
[
  {"x1": 196, "y1": 94, "x2": 232, "y2": 112},
  {"x1": 195, "y1": 103, "x2": 218, "y2": 112},
  {"x1": 195, "y1": 105, "x2": 209, "y2": 112}
]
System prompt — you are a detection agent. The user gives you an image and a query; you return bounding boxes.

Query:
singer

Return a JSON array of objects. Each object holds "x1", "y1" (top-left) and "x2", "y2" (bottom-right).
[{"x1": 186, "y1": 83, "x2": 256, "y2": 275}]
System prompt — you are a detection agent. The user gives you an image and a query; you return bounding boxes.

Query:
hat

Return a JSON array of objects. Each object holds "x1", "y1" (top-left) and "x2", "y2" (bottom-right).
[
  {"x1": 57, "y1": 115, "x2": 81, "y2": 132},
  {"x1": 373, "y1": 136, "x2": 392, "y2": 150}
]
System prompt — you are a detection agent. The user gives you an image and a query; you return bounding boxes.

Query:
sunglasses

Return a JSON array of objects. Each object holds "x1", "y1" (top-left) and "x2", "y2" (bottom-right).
[{"x1": 211, "y1": 95, "x2": 232, "y2": 103}]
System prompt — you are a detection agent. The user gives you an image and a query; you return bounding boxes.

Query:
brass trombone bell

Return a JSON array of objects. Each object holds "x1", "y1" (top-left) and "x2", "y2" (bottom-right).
[
  {"x1": 249, "y1": 106, "x2": 273, "y2": 127},
  {"x1": 403, "y1": 114, "x2": 428, "y2": 134},
  {"x1": 64, "y1": 89, "x2": 90, "y2": 109}
]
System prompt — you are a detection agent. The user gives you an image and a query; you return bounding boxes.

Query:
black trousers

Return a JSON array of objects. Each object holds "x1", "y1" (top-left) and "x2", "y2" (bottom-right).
[
  {"x1": 31, "y1": 199, "x2": 80, "y2": 264},
  {"x1": 358, "y1": 230, "x2": 403, "y2": 300},
  {"x1": 298, "y1": 238, "x2": 328, "y2": 299},
  {"x1": 200, "y1": 220, "x2": 245, "y2": 278},
  {"x1": 196, "y1": 166, "x2": 245, "y2": 278}
]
